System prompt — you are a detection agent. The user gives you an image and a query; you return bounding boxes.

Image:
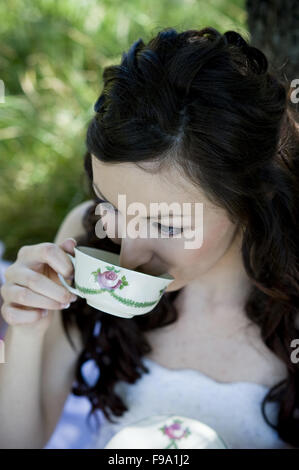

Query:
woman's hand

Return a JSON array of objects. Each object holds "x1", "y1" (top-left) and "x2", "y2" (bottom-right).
[{"x1": 0, "y1": 238, "x2": 78, "y2": 334}]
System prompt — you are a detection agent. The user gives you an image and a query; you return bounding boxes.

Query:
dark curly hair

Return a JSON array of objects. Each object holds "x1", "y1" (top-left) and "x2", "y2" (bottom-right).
[{"x1": 61, "y1": 26, "x2": 299, "y2": 447}]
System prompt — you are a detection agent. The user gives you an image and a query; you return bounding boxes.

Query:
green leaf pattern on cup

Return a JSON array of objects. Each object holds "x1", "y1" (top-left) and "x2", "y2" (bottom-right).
[{"x1": 72, "y1": 264, "x2": 167, "y2": 309}]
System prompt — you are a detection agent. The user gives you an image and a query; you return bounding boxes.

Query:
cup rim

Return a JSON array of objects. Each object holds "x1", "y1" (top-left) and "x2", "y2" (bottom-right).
[{"x1": 74, "y1": 245, "x2": 174, "y2": 282}]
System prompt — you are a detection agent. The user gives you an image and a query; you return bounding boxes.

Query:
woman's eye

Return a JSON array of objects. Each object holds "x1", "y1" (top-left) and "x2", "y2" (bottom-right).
[
  {"x1": 153, "y1": 222, "x2": 183, "y2": 237},
  {"x1": 96, "y1": 199, "x2": 183, "y2": 237}
]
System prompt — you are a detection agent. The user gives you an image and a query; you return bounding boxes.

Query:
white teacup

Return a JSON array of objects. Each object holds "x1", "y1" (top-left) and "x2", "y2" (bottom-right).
[{"x1": 58, "y1": 245, "x2": 174, "y2": 319}]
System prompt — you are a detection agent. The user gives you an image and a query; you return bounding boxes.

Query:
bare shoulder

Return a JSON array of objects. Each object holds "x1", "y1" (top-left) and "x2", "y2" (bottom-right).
[
  {"x1": 53, "y1": 199, "x2": 95, "y2": 243},
  {"x1": 41, "y1": 199, "x2": 94, "y2": 445}
]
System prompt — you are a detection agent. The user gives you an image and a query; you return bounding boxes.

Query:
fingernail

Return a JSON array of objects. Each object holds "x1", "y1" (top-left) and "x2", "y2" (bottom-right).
[
  {"x1": 61, "y1": 302, "x2": 70, "y2": 309},
  {"x1": 71, "y1": 294, "x2": 78, "y2": 302}
]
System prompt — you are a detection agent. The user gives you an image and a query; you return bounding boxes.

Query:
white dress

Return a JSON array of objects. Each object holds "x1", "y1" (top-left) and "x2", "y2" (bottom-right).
[{"x1": 43, "y1": 322, "x2": 293, "y2": 449}]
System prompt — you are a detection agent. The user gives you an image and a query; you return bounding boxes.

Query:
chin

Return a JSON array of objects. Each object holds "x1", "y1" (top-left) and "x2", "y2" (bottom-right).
[{"x1": 165, "y1": 278, "x2": 184, "y2": 293}]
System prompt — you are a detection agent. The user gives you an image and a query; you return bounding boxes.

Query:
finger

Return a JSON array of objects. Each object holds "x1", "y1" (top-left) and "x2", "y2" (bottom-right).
[
  {"x1": 2, "y1": 284, "x2": 72, "y2": 311},
  {"x1": 16, "y1": 242, "x2": 75, "y2": 278},
  {"x1": 3, "y1": 267, "x2": 77, "y2": 305},
  {"x1": 1, "y1": 303, "x2": 46, "y2": 324},
  {"x1": 58, "y1": 237, "x2": 77, "y2": 255},
  {"x1": 57, "y1": 238, "x2": 77, "y2": 278}
]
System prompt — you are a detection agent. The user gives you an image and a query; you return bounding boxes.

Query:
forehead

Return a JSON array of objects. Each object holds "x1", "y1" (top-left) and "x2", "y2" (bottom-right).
[{"x1": 91, "y1": 153, "x2": 208, "y2": 207}]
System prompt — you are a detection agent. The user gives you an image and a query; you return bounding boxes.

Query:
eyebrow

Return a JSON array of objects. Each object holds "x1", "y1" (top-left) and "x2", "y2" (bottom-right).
[{"x1": 92, "y1": 182, "x2": 190, "y2": 221}]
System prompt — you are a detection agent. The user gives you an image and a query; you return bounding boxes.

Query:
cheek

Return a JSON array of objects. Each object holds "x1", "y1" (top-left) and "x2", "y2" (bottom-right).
[
  {"x1": 200, "y1": 216, "x2": 233, "y2": 252},
  {"x1": 172, "y1": 217, "x2": 234, "y2": 272}
]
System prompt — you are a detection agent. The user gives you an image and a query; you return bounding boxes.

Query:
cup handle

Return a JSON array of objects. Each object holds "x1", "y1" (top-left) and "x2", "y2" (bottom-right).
[{"x1": 57, "y1": 253, "x2": 83, "y2": 298}]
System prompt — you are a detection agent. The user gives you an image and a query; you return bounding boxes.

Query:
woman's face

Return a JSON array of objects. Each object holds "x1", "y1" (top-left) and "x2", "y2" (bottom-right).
[{"x1": 91, "y1": 154, "x2": 239, "y2": 293}]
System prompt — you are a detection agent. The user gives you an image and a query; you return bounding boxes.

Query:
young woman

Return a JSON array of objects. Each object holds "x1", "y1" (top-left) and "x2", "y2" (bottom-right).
[{"x1": 0, "y1": 26, "x2": 298, "y2": 449}]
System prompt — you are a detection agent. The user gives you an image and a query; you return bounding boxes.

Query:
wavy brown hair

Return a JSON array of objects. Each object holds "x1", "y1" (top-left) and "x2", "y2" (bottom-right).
[{"x1": 61, "y1": 26, "x2": 299, "y2": 447}]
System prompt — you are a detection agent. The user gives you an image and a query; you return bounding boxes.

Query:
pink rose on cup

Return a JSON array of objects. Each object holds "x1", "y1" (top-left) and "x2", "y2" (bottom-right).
[
  {"x1": 164, "y1": 421, "x2": 189, "y2": 440},
  {"x1": 91, "y1": 266, "x2": 129, "y2": 291},
  {"x1": 97, "y1": 270, "x2": 122, "y2": 290},
  {"x1": 159, "y1": 419, "x2": 191, "y2": 448}
]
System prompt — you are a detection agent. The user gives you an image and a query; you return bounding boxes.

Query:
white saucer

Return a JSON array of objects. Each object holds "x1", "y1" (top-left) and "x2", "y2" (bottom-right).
[{"x1": 104, "y1": 414, "x2": 228, "y2": 449}]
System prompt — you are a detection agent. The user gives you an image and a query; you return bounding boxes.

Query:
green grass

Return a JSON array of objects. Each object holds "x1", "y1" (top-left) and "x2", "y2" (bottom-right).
[{"x1": 0, "y1": 0, "x2": 247, "y2": 261}]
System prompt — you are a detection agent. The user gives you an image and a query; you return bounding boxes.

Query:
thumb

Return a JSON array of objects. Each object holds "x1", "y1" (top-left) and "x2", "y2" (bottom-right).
[
  {"x1": 59, "y1": 237, "x2": 77, "y2": 255},
  {"x1": 58, "y1": 238, "x2": 78, "y2": 282}
]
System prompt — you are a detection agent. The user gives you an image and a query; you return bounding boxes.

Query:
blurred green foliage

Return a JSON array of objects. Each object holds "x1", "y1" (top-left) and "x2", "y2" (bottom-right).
[{"x1": 0, "y1": 0, "x2": 246, "y2": 261}]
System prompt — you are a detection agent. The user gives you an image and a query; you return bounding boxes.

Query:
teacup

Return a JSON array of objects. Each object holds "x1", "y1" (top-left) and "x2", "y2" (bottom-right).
[{"x1": 58, "y1": 245, "x2": 174, "y2": 319}]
